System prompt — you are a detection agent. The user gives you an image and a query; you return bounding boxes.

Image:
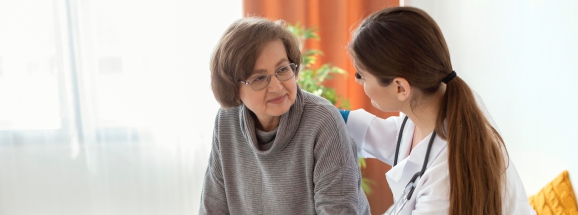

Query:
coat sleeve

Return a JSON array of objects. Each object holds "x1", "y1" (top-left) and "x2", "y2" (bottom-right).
[
  {"x1": 198, "y1": 118, "x2": 229, "y2": 215},
  {"x1": 312, "y1": 106, "x2": 370, "y2": 215},
  {"x1": 345, "y1": 109, "x2": 402, "y2": 165}
]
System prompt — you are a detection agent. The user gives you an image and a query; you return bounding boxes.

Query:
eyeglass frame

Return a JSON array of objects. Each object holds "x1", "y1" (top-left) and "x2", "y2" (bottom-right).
[{"x1": 239, "y1": 63, "x2": 298, "y2": 91}]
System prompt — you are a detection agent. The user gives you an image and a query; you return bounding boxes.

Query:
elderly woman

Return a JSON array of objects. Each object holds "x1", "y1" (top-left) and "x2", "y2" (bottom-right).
[{"x1": 199, "y1": 17, "x2": 370, "y2": 215}]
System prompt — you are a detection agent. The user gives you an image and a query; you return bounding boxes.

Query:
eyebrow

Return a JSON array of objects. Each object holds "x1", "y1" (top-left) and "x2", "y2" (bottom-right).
[{"x1": 252, "y1": 58, "x2": 289, "y2": 74}]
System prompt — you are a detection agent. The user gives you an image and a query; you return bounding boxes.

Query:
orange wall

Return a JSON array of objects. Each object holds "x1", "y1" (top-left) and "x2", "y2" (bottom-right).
[{"x1": 243, "y1": 1, "x2": 399, "y2": 214}]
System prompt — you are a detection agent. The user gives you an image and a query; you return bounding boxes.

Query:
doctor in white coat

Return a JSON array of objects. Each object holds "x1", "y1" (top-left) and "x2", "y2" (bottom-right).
[{"x1": 341, "y1": 7, "x2": 536, "y2": 215}]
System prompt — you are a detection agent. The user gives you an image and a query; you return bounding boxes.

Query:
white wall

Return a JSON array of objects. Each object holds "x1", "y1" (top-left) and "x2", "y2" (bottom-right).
[{"x1": 405, "y1": 0, "x2": 578, "y2": 197}]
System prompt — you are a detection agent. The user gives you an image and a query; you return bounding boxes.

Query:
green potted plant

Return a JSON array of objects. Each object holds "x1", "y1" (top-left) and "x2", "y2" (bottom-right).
[{"x1": 287, "y1": 23, "x2": 374, "y2": 195}]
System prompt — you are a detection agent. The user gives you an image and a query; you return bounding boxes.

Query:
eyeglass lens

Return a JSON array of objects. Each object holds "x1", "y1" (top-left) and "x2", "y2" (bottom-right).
[{"x1": 248, "y1": 63, "x2": 296, "y2": 91}]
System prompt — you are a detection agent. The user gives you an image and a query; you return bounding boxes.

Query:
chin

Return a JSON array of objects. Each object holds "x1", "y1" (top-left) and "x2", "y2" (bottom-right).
[
  {"x1": 268, "y1": 100, "x2": 293, "y2": 116},
  {"x1": 371, "y1": 100, "x2": 381, "y2": 110},
  {"x1": 271, "y1": 105, "x2": 291, "y2": 116}
]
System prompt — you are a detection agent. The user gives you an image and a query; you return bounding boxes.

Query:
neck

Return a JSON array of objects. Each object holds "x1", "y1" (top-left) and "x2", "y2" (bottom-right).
[
  {"x1": 253, "y1": 114, "x2": 280, "y2": 132},
  {"x1": 404, "y1": 87, "x2": 445, "y2": 150},
  {"x1": 406, "y1": 108, "x2": 437, "y2": 150}
]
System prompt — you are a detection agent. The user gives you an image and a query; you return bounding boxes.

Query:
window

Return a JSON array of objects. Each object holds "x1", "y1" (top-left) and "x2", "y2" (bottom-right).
[{"x1": 0, "y1": 0, "x2": 241, "y2": 214}]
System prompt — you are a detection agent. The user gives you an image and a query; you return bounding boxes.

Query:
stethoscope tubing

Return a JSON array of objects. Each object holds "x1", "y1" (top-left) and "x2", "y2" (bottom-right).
[{"x1": 388, "y1": 116, "x2": 437, "y2": 215}]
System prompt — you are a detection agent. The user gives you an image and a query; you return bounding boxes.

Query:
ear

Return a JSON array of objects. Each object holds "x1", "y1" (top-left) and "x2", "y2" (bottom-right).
[{"x1": 393, "y1": 78, "x2": 411, "y2": 101}]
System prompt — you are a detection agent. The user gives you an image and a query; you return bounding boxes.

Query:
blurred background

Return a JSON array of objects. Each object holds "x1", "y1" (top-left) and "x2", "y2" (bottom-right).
[
  {"x1": 1, "y1": 0, "x2": 577, "y2": 215},
  {"x1": 0, "y1": 0, "x2": 238, "y2": 214}
]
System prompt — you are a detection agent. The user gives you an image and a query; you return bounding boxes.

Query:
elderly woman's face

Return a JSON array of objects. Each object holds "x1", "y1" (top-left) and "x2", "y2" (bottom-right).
[{"x1": 239, "y1": 39, "x2": 297, "y2": 122}]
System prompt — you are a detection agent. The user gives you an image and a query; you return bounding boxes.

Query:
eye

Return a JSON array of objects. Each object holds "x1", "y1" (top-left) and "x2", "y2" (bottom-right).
[
  {"x1": 355, "y1": 72, "x2": 363, "y2": 79},
  {"x1": 252, "y1": 74, "x2": 267, "y2": 83},
  {"x1": 277, "y1": 65, "x2": 289, "y2": 74}
]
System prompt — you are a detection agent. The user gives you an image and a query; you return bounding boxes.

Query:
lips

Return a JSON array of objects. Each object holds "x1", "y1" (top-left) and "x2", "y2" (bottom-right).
[{"x1": 267, "y1": 95, "x2": 286, "y2": 104}]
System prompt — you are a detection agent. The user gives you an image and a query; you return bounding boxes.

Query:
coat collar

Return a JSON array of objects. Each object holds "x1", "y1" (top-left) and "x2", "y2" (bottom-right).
[{"x1": 386, "y1": 120, "x2": 447, "y2": 183}]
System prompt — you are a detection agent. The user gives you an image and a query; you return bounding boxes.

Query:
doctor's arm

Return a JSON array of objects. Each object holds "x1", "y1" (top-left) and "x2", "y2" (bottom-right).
[{"x1": 341, "y1": 109, "x2": 401, "y2": 165}]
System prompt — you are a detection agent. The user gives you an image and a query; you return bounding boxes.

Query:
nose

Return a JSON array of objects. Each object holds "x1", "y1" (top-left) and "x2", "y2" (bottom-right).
[{"x1": 267, "y1": 75, "x2": 284, "y2": 92}]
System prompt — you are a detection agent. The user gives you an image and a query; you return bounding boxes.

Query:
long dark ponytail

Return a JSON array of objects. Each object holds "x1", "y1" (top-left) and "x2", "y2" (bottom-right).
[{"x1": 349, "y1": 7, "x2": 507, "y2": 215}]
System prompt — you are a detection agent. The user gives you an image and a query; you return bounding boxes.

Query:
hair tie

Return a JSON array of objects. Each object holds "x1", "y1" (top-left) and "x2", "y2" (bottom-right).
[{"x1": 442, "y1": 71, "x2": 457, "y2": 84}]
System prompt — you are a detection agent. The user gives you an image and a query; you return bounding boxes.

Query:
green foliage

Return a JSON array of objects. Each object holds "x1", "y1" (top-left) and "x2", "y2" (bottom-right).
[
  {"x1": 358, "y1": 157, "x2": 376, "y2": 195},
  {"x1": 287, "y1": 22, "x2": 350, "y2": 109},
  {"x1": 287, "y1": 22, "x2": 372, "y2": 194}
]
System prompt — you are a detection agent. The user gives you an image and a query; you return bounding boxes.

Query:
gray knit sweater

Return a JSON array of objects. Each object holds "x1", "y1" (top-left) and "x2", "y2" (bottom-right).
[{"x1": 199, "y1": 89, "x2": 370, "y2": 215}]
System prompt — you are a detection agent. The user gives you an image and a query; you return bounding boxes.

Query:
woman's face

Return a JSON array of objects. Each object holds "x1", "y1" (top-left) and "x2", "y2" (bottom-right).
[
  {"x1": 239, "y1": 39, "x2": 297, "y2": 123},
  {"x1": 354, "y1": 66, "x2": 403, "y2": 112}
]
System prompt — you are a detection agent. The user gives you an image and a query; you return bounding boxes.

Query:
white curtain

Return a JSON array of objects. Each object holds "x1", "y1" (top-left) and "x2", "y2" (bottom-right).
[{"x1": 0, "y1": 0, "x2": 240, "y2": 214}]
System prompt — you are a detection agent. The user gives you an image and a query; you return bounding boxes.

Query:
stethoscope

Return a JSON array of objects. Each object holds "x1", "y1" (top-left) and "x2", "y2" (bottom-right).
[{"x1": 386, "y1": 116, "x2": 436, "y2": 215}]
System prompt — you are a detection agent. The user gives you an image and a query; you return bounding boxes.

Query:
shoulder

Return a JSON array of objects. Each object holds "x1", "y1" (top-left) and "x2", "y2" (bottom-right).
[
  {"x1": 216, "y1": 106, "x2": 240, "y2": 117},
  {"x1": 298, "y1": 90, "x2": 352, "y2": 149},
  {"x1": 471, "y1": 90, "x2": 500, "y2": 132},
  {"x1": 299, "y1": 90, "x2": 343, "y2": 124},
  {"x1": 215, "y1": 106, "x2": 241, "y2": 123},
  {"x1": 212, "y1": 107, "x2": 243, "y2": 139},
  {"x1": 300, "y1": 89, "x2": 333, "y2": 106}
]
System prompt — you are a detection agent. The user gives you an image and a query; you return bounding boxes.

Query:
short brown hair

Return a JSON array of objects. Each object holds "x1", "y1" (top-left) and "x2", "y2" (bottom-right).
[{"x1": 210, "y1": 17, "x2": 302, "y2": 108}]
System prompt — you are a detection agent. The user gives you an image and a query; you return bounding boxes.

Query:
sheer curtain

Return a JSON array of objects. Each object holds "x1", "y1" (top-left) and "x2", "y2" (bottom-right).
[{"x1": 0, "y1": 0, "x2": 240, "y2": 214}]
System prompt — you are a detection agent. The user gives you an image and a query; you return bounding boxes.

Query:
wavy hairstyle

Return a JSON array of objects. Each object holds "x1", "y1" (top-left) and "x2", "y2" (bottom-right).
[
  {"x1": 349, "y1": 7, "x2": 507, "y2": 215},
  {"x1": 210, "y1": 17, "x2": 302, "y2": 108}
]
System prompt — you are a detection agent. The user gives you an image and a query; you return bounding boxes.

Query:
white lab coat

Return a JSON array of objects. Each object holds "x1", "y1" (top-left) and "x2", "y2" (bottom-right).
[{"x1": 345, "y1": 97, "x2": 536, "y2": 215}]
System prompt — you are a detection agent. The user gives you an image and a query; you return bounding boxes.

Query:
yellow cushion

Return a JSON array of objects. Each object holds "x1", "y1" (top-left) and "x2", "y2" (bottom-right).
[{"x1": 528, "y1": 170, "x2": 578, "y2": 215}]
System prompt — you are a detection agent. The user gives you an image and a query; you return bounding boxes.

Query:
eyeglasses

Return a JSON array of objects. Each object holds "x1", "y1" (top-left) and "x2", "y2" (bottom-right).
[{"x1": 240, "y1": 63, "x2": 297, "y2": 91}]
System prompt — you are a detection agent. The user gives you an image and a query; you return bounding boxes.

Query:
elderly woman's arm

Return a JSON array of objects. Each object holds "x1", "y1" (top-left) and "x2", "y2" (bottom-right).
[
  {"x1": 313, "y1": 106, "x2": 370, "y2": 215},
  {"x1": 198, "y1": 135, "x2": 229, "y2": 215}
]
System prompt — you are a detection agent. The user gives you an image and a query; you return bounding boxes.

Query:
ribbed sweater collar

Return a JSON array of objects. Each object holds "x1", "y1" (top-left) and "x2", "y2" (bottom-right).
[{"x1": 239, "y1": 86, "x2": 305, "y2": 156}]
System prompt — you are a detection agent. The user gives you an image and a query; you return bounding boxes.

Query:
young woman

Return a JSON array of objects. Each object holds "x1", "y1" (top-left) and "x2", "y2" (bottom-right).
[{"x1": 340, "y1": 7, "x2": 535, "y2": 215}]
